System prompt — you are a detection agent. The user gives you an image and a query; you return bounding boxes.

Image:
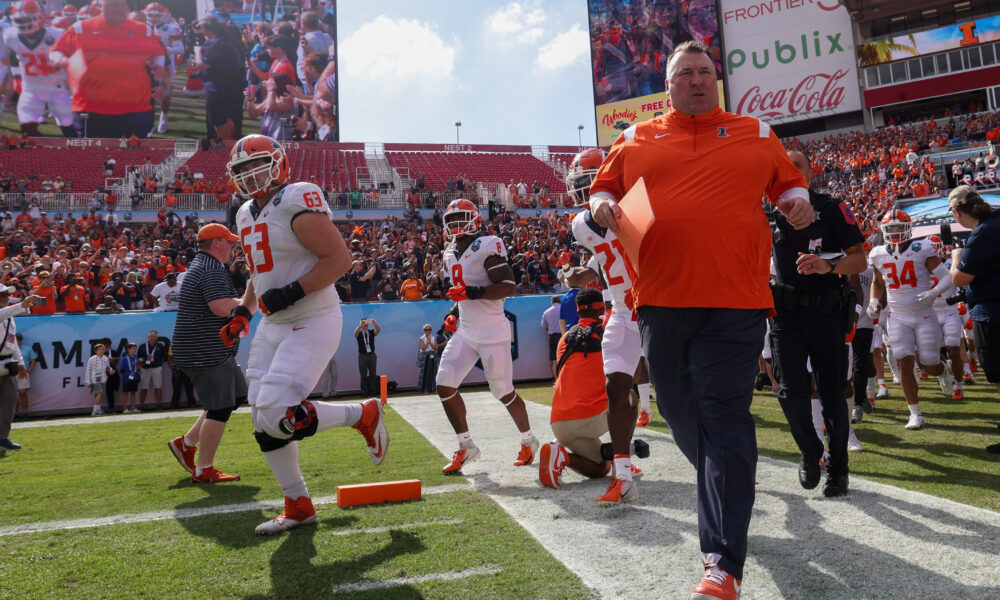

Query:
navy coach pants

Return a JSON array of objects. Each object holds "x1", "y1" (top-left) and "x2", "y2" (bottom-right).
[{"x1": 638, "y1": 306, "x2": 765, "y2": 580}]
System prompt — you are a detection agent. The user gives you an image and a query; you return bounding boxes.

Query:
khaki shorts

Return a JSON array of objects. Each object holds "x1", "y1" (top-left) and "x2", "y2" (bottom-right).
[
  {"x1": 550, "y1": 409, "x2": 608, "y2": 464},
  {"x1": 139, "y1": 366, "x2": 163, "y2": 390},
  {"x1": 16, "y1": 373, "x2": 29, "y2": 390}
]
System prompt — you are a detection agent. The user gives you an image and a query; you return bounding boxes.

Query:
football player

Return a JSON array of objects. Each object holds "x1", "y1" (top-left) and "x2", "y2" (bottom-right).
[
  {"x1": 558, "y1": 147, "x2": 650, "y2": 505},
  {"x1": 436, "y1": 198, "x2": 539, "y2": 474},
  {"x1": 927, "y1": 235, "x2": 965, "y2": 399},
  {"x1": 143, "y1": 2, "x2": 183, "y2": 135},
  {"x1": 867, "y1": 211, "x2": 952, "y2": 429},
  {"x1": 2, "y1": 0, "x2": 75, "y2": 137},
  {"x1": 227, "y1": 134, "x2": 389, "y2": 535}
]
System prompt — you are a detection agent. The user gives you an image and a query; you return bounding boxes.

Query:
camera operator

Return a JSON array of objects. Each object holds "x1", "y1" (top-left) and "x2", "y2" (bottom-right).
[
  {"x1": 0, "y1": 287, "x2": 44, "y2": 452},
  {"x1": 768, "y1": 151, "x2": 867, "y2": 496},
  {"x1": 948, "y1": 186, "x2": 1000, "y2": 453}
]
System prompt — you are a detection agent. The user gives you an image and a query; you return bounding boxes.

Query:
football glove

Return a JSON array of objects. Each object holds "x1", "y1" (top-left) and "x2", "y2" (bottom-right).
[
  {"x1": 444, "y1": 314, "x2": 458, "y2": 333},
  {"x1": 258, "y1": 280, "x2": 305, "y2": 316},
  {"x1": 916, "y1": 290, "x2": 936, "y2": 305},
  {"x1": 866, "y1": 298, "x2": 880, "y2": 320},
  {"x1": 220, "y1": 305, "x2": 253, "y2": 347},
  {"x1": 446, "y1": 284, "x2": 484, "y2": 302}
]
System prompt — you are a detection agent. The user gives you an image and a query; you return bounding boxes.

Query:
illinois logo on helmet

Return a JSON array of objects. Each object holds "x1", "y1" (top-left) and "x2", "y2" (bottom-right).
[
  {"x1": 143, "y1": 2, "x2": 170, "y2": 25},
  {"x1": 227, "y1": 135, "x2": 290, "y2": 199},
  {"x1": 879, "y1": 209, "x2": 912, "y2": 246},
  {"x1": 12, "y1": 0, "x2": 44, "y2": 35},
  {"x1": 564, "y1": 148, "x2": 606, "y2": 207},
  {"x1": 443, "y1": 199, "x2": 482, "y2": 241}
]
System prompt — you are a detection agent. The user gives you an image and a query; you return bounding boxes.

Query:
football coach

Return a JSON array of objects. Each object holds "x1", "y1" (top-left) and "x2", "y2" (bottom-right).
[{"x1": 167, "y1": 224, "x2": 248, "y2": 483}]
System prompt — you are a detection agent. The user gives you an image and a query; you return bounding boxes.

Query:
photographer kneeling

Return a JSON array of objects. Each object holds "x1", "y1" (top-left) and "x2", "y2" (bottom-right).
[{"x1": 948, "y1": 186, "x2": 1000, "y2": 454}]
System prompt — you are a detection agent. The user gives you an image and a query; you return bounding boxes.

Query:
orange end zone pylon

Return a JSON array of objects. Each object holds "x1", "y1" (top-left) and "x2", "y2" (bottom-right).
[
  {"x1": 336, "y1": 479, "x2": 422, "y2": 508},
  {"x1": 380, "y1": 375, "x2": 388, "y2": 404}
]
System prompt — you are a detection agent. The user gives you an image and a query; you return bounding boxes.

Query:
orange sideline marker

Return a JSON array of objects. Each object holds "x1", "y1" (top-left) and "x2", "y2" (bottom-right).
[
  {"x1": 380, "y1": 375, "x2": 388, "y2": 404},
  {"x1": 337, "y1": 479, "x2": 421, "y2": 507}
]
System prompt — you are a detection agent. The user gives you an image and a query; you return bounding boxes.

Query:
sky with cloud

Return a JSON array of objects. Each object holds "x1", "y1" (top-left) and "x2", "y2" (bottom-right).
[{"x1": 336, "y1": 0, "x2": 597, "y2": 147}]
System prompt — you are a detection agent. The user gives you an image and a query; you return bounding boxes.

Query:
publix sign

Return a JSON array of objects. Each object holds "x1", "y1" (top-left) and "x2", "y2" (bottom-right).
[{"x1": 719, "y1": 0, "x2": 861, "y2": 122}]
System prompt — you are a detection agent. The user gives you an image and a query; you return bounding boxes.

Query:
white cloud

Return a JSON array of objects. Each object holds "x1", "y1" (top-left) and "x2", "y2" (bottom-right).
[
  {"x1": 535, "y1": 24, "x2": 588, "y2": 70},
  {"x1": 339, "y1": 16, "x2": 455, "y2": 82},
  {"x1": 486, "y1": 2, "x2": 547, "y2": 45}
]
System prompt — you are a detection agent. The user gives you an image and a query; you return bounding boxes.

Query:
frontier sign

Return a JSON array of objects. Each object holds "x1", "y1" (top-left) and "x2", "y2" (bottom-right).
[{"x1": 720, "y1": 0, "x2": 861, "y2": 122}]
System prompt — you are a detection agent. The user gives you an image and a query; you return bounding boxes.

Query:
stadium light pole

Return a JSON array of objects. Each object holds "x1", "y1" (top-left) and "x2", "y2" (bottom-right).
[
  {"x1": 577, "y1": 125, "x2": 584, "y2": 150},
  {"x1": 455, "y1": 121, "x2": 462, "y2": 145}
]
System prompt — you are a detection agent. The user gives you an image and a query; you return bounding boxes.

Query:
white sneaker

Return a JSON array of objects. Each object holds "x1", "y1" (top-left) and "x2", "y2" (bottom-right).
[
  {"x1": 905, "y1": 413, "x2": 925, "y2": 430},
  {"x1": 876, "y1": 384, "x2": 889, "y2": 399},
  {"x1": 157, "y1": 114, "x2": 168, "y2": 134},
  {"x1": 892, "y1": 375, "x2": 901, "y2": 385},
  {"x1": 91, "y1": 407, "x2": 103, "y2": 416},
  {"x1": 848, "y1": 429, "x2": 863, "y2": 452}
]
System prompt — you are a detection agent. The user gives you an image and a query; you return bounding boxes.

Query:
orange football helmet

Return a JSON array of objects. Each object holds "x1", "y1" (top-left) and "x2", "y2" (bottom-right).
[
  {"x1": 565, "y1": 148, "x2": 606, "y2": 207},
  {"x1": 143, "y1": 2, "x2": 169, "y2": 25},
  {"x1": 443, "y1": 198, "x2": 482, "y2": 241},
  {"x1": 880, "y1": 210, "x2": 911, "y2": 245},
  {"x1": 227, "y1": 135, "x2": 290, "y2": 199}
]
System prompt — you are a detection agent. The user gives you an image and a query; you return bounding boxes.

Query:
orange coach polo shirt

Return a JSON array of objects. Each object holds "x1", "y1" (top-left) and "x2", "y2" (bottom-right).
[
  {"x1": 550, "y1": 320, "x2": 608, "y2": 424},
  {"x1": 52, "y1": 17, "x2": 166, "y2": 114},
  {"x1": 590, "y1": 107, "x2": 807, "y2": 311}
]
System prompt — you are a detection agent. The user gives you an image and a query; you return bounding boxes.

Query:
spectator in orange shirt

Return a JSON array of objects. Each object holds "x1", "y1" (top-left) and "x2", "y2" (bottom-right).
[
  {"x1": 399, "y1": 270, "x2": 425, "y2": 300},
  {"x1": 164, "y1": 192, "x2": 178, "y2": 207},
  {"x1": 50, "y1": 0, "x2": 168, "y2": 138},
  {"x1": 60, "y1": 275, "x2": 90, "y2": 313},
  {"x1": 31, "y1": 271, "x2": 58, "y2": 314},
  {"x1": 589, "y1": 41, "x2": 812, "y2": 598}
]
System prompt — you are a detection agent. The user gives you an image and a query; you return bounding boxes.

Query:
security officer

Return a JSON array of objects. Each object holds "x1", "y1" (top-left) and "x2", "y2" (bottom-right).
[{"x1": 767, "y1": 150, "x2": 867, "y2": 497}]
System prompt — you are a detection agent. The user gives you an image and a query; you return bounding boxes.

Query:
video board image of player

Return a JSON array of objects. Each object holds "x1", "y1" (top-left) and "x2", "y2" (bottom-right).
[{"x1": 588, "y1": 0, "x2": 723, "y2": 105}]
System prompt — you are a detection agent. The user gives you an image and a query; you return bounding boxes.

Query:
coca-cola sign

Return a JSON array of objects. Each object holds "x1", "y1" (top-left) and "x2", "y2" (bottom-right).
[
  {"x1": 720, "y1": 0, "x2": 861, "y2": 122},
  {"x1": 736, "y1": 69, "x2": 850, "y2": 118}
]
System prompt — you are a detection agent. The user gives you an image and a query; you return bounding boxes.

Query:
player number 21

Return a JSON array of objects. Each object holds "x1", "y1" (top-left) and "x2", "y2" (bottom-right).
[
  {"x1": 884, "y1": 260, "x2": 917, "y2": 289},
  {"x1": 594, "y1": 240, "x2": 636, "y2": 287},
  {"x1": 240, "y1": 223, "x2": 274, "y2": 273}
]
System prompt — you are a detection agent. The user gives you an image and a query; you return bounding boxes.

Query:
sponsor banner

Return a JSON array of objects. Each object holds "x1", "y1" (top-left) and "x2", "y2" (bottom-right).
[
  {"x1": 858, "y1": 15, "x2": 1000, "y2": 67},
  {"x1": 589, "y1": 0, "x2": 725, "y2": 147},
  {"x1": 16, "y1": 296, "x2": 553, "y2": 414},
  {"x1": 721, "y1": 0, "x2": 860, "y2": 122},
  {"x1": 596, "y1": 82, "x2": 726, "y2": 146}
]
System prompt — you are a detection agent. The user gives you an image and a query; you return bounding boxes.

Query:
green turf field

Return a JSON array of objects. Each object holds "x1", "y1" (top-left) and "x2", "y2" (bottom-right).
[
  {"x1": 520, "y1": 378, "x2": 1000, "y2": 512},
  {"x1": 0, "y1": 407, "x2": 593, "y2": 599},
  {"x1": 0, "y1": 66, "x2": 261, "y2": 139}
]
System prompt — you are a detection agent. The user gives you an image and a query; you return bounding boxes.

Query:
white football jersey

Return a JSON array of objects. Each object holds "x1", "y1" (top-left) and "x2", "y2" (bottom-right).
[
  {"x1": 152, "y1": 21, "x2": 184, "y2": 56},
  {"x1": 236, "y1": 181, "x2": 340, "y2": 324},
  {"x1": 870, "y1": 239, "x2": 938, "y2": 312},
  {"x1": 571, "y1": 210, "x2": 635, "y2": 316},
  {"x1": 3, "y1": 27, "x2": 67, "y2": 94},
  {"x1": 445, "y1": 234, "x2": 510, "y2": 342}
]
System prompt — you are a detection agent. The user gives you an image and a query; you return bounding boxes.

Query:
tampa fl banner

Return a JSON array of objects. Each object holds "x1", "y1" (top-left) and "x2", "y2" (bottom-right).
[{"x1": 16, "y1": 297, "x2": 553, "y2": 415}]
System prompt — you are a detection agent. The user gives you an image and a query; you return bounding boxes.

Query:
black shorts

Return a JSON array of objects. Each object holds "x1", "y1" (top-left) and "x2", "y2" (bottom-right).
[
  {"x1": 548, "y1": 333, "x2": 561, "y2": 361},
  {"x1": 181, "y1": 355, "x2": 247, "y2": 411},
  {"x1": 122, "y1": 379, "x2": 139, "y2": 393},
  {"x1": 205, "y1": 91, "x2": 244, "y2": 128},
  {"x1": 973, "y1": 319, "x2": 1000, "y2": 383}
]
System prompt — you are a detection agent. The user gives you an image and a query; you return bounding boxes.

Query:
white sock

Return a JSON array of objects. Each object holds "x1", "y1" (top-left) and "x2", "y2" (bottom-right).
[
  {"x1": 313, "y1": 401, "x2": 363, "y2": 433},
  {"x1": 614, "y1": 454, "x2": 632, "y2": 482},
  {"x1": 964, "y1": 362, "x2": 972, "y2": 375},
  {"x1": 457, "y1": 431, "x2": 473, "y2": 448},
  {"x1": 263, "y1": 441, "x2": 308, "y2": 500},
  {"x1": 954, "y1": 381, "x2": 963, "y2": 391},
  {"x1": 908, "y1": 403, "x2": 922, "y2": 416},
  {"x1": 637, "y1": 383, "x2": 651, "y2": 412},
  {"x1": 878, "y1": 378, "x2": 886, "y2": 386},
  {"x1": 810, "y1": 397, "x2": 825, "y2": 446},
  {"x1": 866, "y1": 377, "x2": 876, "y2": 397},
  {"x1": 520, "y1": 430, "x2": 535, "y2": 445},
  {"x1": 182, "y1": 435, "x2": 196, "y2": 448},
  {"x1": 195, "y1": 465, "x2": 210, "y2": 477}
]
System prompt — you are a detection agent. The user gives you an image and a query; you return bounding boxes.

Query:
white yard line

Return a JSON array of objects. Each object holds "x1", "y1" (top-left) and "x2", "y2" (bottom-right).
[
  {"x1": 330, "y1": 565, "x2": 503, "y2": 594},
  {"x1": 0, "y1": 484, "x2": 471, "y2": 537},
  {"x1": 389, "y1": 391, "x2": 1000, "y2": 600}
]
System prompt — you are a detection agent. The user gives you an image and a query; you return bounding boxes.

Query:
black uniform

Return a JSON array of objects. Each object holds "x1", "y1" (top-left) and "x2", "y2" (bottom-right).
[{"x1": 767, "y1": 189, "x2": 865, "y2": 483}]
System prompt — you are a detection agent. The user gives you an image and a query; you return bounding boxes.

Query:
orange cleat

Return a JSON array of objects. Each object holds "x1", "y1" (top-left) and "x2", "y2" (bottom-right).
[
  {"x1": 630, "y1": 463, "x2": 642, "y2": 478},
  {"x1": 442, "y1": 445, "x2": 480, "y2": 474},
  {"x1": 191, "y1": 467, "x2": 240, "y2": 483},
  {"x1": 168, "y1": 436, "x2": 196, "y2": 474},
  {"x1": 255, "y1": 496, "x2": 316, "y2": 535},
  {"x1": 692, "y1": 566, "x2": 742, "y2": 600},
  {"x1": 352, "y1": 398, "x2": 390, "y2": 465},
  {"x1": 596, "y1": 477, "x2": 636, "y2": 506},
  {"x1": 538, "y1": 442, "x2": 569, "y2": 489},
  {"x1": 636, "y1": 410, "x2": 650, "y2": 428},
  {"x1": 952, "y1": 388, "x2": 964, "y2": 400},
  {"x1": 513, "y1": 435, "x2": 539, "y2": 466}
]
